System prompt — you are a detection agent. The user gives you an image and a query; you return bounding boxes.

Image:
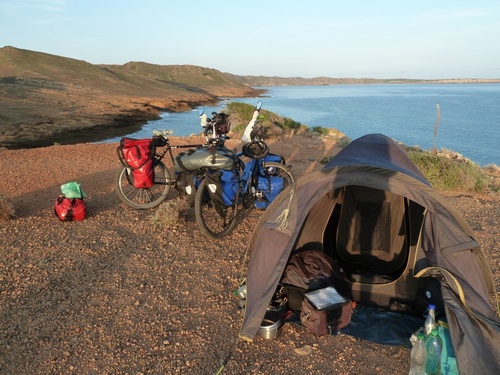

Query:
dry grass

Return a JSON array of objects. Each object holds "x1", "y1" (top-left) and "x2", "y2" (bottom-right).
[
  {"x1": 0, "y1": 195, "x2": 15, "y2": 221},
  {"x1": 151, "y1": 197, "x2": 188, "y2": 227}
]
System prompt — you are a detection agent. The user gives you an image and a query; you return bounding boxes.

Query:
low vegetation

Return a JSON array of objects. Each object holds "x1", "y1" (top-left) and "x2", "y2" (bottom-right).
[
  {"x1": 405, "y1": 147, "x2": 494, "y2": 193},
  {"x1": 226, "y1": 102, "x2": 309, "y2": 136},
  {"x1": 0, "y1": 195, "x2": 15, "y2": 221},
  {"x1": 311, "y1": 126, "x2": 330, "y2": 135},
  {"x1": 151, "y1": 197, "x2": 187, "y2": 226}
]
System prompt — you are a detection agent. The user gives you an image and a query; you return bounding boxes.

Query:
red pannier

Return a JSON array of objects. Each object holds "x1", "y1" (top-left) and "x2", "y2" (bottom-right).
[{"x1": 118, "y1": 138, "x2": 155, "y2": 188}]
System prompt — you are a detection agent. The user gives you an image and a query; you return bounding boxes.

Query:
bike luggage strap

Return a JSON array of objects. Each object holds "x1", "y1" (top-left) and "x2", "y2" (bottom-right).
[
  {"x1": 117, "y1": 138, "x2": 155, "y2": 169},
  {"x1": 175, "y1": 154, "x2": 191, "y2": 173}
]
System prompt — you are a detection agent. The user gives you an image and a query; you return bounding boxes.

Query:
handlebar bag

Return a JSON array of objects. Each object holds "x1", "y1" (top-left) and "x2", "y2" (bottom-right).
[
  {"x1": 117, "y1": 138, "x2": 155, "y2": 188},
  {"x1": 213, "y1": 113, "x2": 231, "y2": 134}
]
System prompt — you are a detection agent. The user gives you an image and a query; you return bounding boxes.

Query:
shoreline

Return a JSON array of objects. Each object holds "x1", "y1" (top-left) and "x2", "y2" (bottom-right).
[{"x1": 2, "y1": 82, "x2": 498, "y2": 168}]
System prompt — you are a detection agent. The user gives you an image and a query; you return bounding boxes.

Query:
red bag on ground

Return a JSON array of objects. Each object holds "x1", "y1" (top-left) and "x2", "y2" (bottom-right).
[
  {"x1": 54, "y1": 195, "x2": 86, "y2": 221},
  {"x1": 118, "y1": 138, "x2": 155, "y2": 188}
]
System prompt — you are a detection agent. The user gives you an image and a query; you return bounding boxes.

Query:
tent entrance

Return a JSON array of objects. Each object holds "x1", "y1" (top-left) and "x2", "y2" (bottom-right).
[{"x1": 322, "y1": 185, "x2": 426, "y2": 309}]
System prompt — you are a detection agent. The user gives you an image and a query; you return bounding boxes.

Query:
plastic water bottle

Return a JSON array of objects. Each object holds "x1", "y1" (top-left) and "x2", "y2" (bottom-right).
[
  {"x1": 234, "y1": 284, "x2": 247, "y2": 299},
  {"x1": 425, "y1": 328, "x2": 443, "y2": 375},
  {"x1": 408, "y1": 332, "x2": 427, "y2": 375},
  {"x1": 424, "y1": 304, "x2": 437, "y2": 336}
]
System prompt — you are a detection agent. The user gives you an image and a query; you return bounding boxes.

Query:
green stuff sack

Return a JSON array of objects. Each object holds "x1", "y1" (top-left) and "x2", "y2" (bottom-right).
[
  {"x1": 55, "y1": 182, "x2": 87, "y2": 221},
  {"x1": 61, "y1": 182, "x2": 86, "y2": 199}
]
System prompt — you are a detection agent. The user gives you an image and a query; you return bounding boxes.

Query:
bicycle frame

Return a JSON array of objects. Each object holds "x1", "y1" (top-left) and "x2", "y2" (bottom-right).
[
  {"x1": 236, "y1": 153, "x2": 262, "y2": 202},
  {"x1": 116, "y1": 123, "x2": 233, "y2": 210},
  {"x1": 193, "y1": 148, "x2": 295, "y2": 238},
  {"x1": 155, "y1": 139, "x2": 205, "y2": 170}
]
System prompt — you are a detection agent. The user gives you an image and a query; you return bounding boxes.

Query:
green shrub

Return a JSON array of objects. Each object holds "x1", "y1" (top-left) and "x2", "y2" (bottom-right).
[
  {"x1": 408, "y1": 151, "x2": 489, "y2": 192},
  {"x1": 319, "y1": 156, "x2": 332, "y2": 165},
  {"x1": 312, "y1": 126, "x2": 330, "y2": 135},
  {"x1": 483, "y1": 164, "x2": 500, "y2": 192},
  {"x1": 282, "y1": 117, "x2": 302, "y2": 131},
  {"x1": 227, "y1": 102, "x2": 256, "y2": 121},
  {"x1": 226, "y1": 102, "x2": 257, "y2": 135},
  {"x1": 337, "y1": 136, "x2": 352, "y2": 148}
]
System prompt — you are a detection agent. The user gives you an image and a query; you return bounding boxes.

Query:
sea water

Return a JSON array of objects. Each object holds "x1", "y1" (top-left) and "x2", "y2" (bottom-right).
[{"x1": 103, "y1": 84, "x2": 500, "y2": 166}]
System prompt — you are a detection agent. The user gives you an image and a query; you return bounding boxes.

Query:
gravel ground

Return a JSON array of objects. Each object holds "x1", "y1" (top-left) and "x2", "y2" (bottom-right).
[{"x1": 0, "y1": 134, "x2": 498, "y2": 375}]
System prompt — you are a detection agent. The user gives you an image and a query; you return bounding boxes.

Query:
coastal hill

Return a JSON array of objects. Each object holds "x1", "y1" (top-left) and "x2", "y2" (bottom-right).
[
  {"x1": 1, "y1": 45, "x2": 499, "y2": 148},
  {"x1": 0, "y1": 46, "x2": 259, "y2": 148},
  {"x1": 233, "y1": 74, "x2": 500, "y2": 86}
]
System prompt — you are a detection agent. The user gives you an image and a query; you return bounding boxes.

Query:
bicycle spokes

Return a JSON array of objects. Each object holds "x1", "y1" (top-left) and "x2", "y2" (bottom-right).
[
  {"x1": 116, "y1": 162, "x2": 172, "y2": 209},
  {"x1": 194, "y1": 178, "x2": 240, "y2": 239}
]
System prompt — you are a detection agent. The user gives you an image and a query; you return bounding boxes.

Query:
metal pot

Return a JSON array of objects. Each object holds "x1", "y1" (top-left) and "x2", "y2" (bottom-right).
[{"x1": 257, "y1": 316, "x2": 284, "y2": 339}]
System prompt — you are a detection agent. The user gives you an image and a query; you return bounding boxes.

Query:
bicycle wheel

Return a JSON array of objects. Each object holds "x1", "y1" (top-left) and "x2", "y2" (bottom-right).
[
  {"x1": 194, "y1": 177, "x2": 240, "y2": 239},
  {"x1": 262, "y1": 161, "x2": 296, "y2": 188},
  {"x1": 115, "y1": 160, "x2": 172, "y2": 209}
]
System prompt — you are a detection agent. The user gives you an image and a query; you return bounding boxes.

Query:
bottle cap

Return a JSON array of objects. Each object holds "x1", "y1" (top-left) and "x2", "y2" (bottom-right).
[
  {"x1": 431, "y1": 328, "x2": 439, "y2": 336},
  {"x1": 417, "y1": 332, "x2": 425, "y2": 340},
  {"x1": 429, "y1": 304, "x2": 435, "y2": 309}
]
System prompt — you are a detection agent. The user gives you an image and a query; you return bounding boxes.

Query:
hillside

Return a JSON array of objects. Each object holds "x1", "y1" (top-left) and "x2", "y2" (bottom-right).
[{"x1": 0, "y1": 46, "x2": 260, "y2": 148}]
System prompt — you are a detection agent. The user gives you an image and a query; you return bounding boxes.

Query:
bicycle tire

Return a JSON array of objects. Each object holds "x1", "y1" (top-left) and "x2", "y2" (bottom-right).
[
  {"x1": 115, "y1": 160, "x2": 172, "y2": 209},
  {"x1": 261, "y1": 161, "x2": 296, "y2": 190},
  {"x1": 194, "y1": 177, "x2": 240, "y2": 239}
]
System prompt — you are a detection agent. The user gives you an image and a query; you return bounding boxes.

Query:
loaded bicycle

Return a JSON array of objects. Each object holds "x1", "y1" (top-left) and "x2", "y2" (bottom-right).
[
  {"x1": 194, "y1": 101, "x2": 296, "y2": 239},
  {"x1": 115, "y1": 110, "x2": 233, "y2": 209}
]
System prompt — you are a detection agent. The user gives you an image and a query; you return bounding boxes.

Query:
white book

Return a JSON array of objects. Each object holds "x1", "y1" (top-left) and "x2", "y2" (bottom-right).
[{"x1": 305, "y1": 286, "x2": 347, "y2": 311}]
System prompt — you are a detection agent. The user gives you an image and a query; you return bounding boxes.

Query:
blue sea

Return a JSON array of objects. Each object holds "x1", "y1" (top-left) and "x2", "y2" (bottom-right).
[{"x1": 104, "y1": 84, "x2": 500, "y2": 166}]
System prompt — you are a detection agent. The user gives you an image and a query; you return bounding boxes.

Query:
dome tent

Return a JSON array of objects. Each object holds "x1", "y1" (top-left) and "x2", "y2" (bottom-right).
[{"x1": 239, "y1": 134, "x2": 499, "y2": 374}]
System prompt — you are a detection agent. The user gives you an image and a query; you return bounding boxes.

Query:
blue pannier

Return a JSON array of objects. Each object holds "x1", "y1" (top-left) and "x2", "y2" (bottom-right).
[
  {"x1": 254, "y1": 174, "x2": 284, "y2": 210},
  {"x1": 220, "y1": 169, "x2": 240, "y2": 206},
  {"x1": 205, "y1": 169, "x2": 240, "y2": 207},
  {"x1": 262, "y1": 153, "x2": 285, "y2": 164}
]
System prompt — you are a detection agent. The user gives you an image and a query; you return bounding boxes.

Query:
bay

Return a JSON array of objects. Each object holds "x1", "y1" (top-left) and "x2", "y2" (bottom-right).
[{"x1": 104, "y1": 84, "x2": 500, "y2": 166}]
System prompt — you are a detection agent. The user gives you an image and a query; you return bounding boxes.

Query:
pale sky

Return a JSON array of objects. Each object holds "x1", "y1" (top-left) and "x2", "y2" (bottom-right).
[{"x1": 1, "y1": 0, "x2": 499, "y2": 79}]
